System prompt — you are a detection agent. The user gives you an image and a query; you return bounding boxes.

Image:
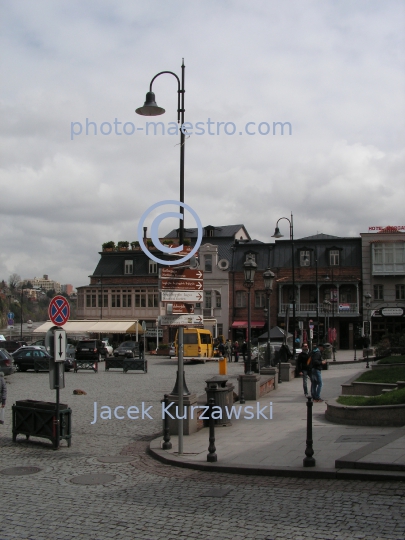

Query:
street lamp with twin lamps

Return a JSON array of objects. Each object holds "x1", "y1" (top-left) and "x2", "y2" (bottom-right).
[
  {"x1": 243, "y1": 257, "x2": 257, "y2": 374},
  {"x1": 136, "y1": 59, "x2": 186, "y2": 245},
  {"x1": 263, "y1": 268, "x2": 275, "y2": 367},
  {"x1": 272, "y1": 213, "x2": 296, "y2": 359}
]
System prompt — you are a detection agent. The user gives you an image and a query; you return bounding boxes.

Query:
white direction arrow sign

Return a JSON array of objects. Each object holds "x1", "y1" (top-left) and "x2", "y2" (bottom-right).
[
  {"x1": 54, "y1": 329, "x2": 66, "y2": 362},
  {"x1": 161, "y1": 290, "x2": 203, "y2": 302},
  {"x1": 159, "y1": 314, "x2": 204, "y2": 326}
]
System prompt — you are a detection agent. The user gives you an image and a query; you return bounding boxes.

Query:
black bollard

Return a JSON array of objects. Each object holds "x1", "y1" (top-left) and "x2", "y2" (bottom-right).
[
  {"x1": 162, "y1": 394, "x2": 172, "y2": 450},
  {"x1": 303, "y1": 396, "x2": 316, "y2": 467},
  {"x1": 207, "y1": 398, "x2": 217, "y2": 462},
  {"x1": 239, "y1": 376, "x2": 245, "y2": 404},
  {"x1": 278, "y1": 356, "x2": 282, "y2": 384},
  {"x1": 353, "y1": 342, "x2": 357, "y2": 362},
  {"x1": 366, "y1": 347, "x2": 369, "y2": 369}
]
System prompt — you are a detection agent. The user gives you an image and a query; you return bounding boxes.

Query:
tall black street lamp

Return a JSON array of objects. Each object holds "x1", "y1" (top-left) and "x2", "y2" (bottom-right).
[
  {"x1": 136, "y1": 59, "x2": 186, "y2": 245},
  {"x1": 20, "y1": 287, "x2": 27, "y2": 341},
  {"x1": 243, "y1": 257, "x2": 257, "y2": 374},
  {"x1": 263, "y1": 268, "x2": 275, "y2": 366},
  {"x1": 272, "y1": 213, "x2": 296, "y2": 358}
]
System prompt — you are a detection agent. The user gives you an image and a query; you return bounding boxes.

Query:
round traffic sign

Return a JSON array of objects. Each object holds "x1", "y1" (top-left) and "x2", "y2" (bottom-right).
[
  {"x1": 7, "y1": 312, "x2": 14, "y2": 319},
  {"x1": 48, "y1": 296, "x2": 70, "y2": 326}
]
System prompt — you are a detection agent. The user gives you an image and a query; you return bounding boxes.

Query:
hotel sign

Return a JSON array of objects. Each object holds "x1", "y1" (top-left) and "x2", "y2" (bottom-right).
[{"x1": 380, "y1": 307, "x2": 404, "y2": 317}]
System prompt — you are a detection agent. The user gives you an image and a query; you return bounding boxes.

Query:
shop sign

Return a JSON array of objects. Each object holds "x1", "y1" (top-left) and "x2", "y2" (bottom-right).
[{"x1": 381, "y1": 307, "x2": 404, "y2": 317}]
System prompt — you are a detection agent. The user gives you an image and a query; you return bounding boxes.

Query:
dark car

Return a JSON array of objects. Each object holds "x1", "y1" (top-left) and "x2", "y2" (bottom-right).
[
  {"x1": 75, "y1": 339, "x2": 103, "y2": 362},
  {"x1": 0, "y1": 348, "x2": 15, "y2": 376},
  {"x1": 12, "y1": 346, "x2": 73, "y2": 372},
  {"x1": 114, "y1": 340, "x2": 140, "y2": 358},
  {"x1": 0, "y1": 340, "x2": 28, "y2": 353}
]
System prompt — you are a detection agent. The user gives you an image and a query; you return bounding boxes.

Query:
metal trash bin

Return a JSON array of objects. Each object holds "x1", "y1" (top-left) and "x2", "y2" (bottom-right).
[
  {"x1": 205, "y1": 376, "x2": 234, "y2": 426},
  {"x1": 218, "y1": 356, "x2": 227, "y2": 375}
]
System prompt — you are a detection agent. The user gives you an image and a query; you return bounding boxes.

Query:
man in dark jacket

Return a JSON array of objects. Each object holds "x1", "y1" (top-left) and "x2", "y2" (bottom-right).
[
  {"x1": 297, "y1": 343, "x2": 311, "y2": 397},
  {"x1": 310, "y1": 344, "x2": 326, "y2": 402}
]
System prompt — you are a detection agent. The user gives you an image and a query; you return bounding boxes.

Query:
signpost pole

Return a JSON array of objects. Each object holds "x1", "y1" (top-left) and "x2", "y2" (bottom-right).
[{"x1": 178, "y1": 326, "x2": 184, "y2": 455}]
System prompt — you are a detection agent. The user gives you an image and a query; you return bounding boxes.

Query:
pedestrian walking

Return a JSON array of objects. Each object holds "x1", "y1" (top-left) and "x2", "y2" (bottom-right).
[
  {"x1": 309, "y1": 343, "x2": 327, "y2": 402},
  {"x1": 241, "y1": 340, "x2": 247, "y2": 362},
  {"x1": 296, "y1": 343, "x2": 311, "y2": 397},
  {"x1": 233, "y1": 341, "x2": 240, "y2": 362},
  {"x1": 0, "y1": 371, "x2": 7, "y2": 425},
  {"x1": 225, "y1": 339, "x2": 233, "y2": 362},
  {"x1": 218, "y1": 341, "x2": 225, "y2": 358}
]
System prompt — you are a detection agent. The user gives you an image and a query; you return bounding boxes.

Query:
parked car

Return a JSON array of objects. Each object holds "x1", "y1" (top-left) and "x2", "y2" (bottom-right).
[
  {"x1": 12, "y1": 346, "x2": 73, "y2": 372},
  {"x1": 169, "y1": 342, "x2": 176, "y2": 358},
  {"x1": 75, "y1": 339, "x2": 104, "y2": 362},
  {"x1": 0, "y1": 340, "x2": 28, "y2": 353},
  {"x1": 114, "y1": 341, "x2": 140, "y2": 358},
  {"x1": 101, "y1": 341, "x2": 114, "y2": 358},
  {"x1": 0, "y1": 348, "x2": 16, "y2": 376}
]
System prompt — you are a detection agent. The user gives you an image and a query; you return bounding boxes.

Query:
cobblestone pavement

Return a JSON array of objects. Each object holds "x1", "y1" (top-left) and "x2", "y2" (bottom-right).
[{"x1": 1, "y1": 358, "x2": 404, "y2": 540}]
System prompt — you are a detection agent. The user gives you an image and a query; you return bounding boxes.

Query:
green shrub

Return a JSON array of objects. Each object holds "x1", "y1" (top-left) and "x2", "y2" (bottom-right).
[
  {"x1": 337, "y1": 388, "x2": 405, "y2": 406},
  {"x1": 377, "y1": 355, "x2": 405, "y2": 365},
  {"x1": 355, "y1": 367, "x2": 405, "y2": 384}
]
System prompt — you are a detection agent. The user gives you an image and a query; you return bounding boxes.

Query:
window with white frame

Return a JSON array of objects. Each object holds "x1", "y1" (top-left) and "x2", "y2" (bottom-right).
[
  {"x1": 374, "y1": 284, "x2": 384, "y2": 300},
  {"x1": 215, "y1": 291, "x2": 221, "y2": 308},
  {"x1": 111, "y1": 290, "x2": 121, "y2": 308},
  {"x1": 300, "y1": 251, "x2": 310, "y2": 266},
  {"x1": 122, "y1": 290, "x2": 131, "y2": 308},
  {"x1": 236, "y1": 290, "x2": 246, "y2": 307},
  {"x1": 395, "y1": 284, "x2": 405, "y2": 300},
  {"x1": 148, "y1": 260, "x2": 158, "y2": 274},
  {"x1": 205, "y1": 290, "x2": 212, "y2": 309},
  {"x1": 329, "y1": 250, "x2": 340, "y2": 266},
  {"x1": 124, "y1": 260, "x2": 133, "y2": 274},
  {"x1": 148, "y1": 289, "x2": 159, "y2": 307},
  {"x1": 255, "y1": 291, "x2": 266, "y2": 308},
  {"x1": 372, "y1": 243, "x2": 405, "y2": 275}
]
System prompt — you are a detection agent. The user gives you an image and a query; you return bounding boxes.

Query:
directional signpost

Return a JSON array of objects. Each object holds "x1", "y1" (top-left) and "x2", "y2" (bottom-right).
[
  {"x1": 159, "y1": 314, "x2": 203, "y2": 326},
  {"x1": 160, "y1": 268, "x2": 203, "y2": 279},
  {"x1": 160, "y1": 279, "x2": 203, "y2": 291},
  {"x1": 161, "y1": 290, "x2": 203, "y2": 302},
  {"x1": 167, "y1": 302, "x2": 195, "y2": 315}
]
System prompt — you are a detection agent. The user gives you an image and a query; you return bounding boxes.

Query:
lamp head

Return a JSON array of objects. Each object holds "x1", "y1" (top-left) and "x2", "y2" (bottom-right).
[
  {"x1": 136, "y1": 91, "x2": 165, "y2": 116},
  {"x1": 263, "y1": 268, "x2": 275, "y2": 291},
  {"x1": 243, "y1": 257, "x2": 257, "y2": 285},
  {"x1": 272, "y1": 227, "x2": 283, "y2": 239}
]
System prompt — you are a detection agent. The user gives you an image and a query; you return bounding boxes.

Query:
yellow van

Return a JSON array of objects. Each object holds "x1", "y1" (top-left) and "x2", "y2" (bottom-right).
[{"x1": 175, "y1": 328, "x2": 213, "y2": 358}]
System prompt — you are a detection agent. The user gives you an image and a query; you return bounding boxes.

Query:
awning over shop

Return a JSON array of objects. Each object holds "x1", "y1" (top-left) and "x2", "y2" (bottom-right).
[
  {"x1": 231, "y1": 321, "x2": 265, "y2": 329},
  {"x1": 33, "y1": 320, "x2": 143, "y2": 334}
]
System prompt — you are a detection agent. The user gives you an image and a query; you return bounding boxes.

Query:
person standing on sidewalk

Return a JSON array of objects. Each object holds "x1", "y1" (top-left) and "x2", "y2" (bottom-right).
[
  {"x1": 310, "y1": 343, "x2": 326, "y2": 402},
  {"x1": 233, "y1": 341, "x2": 240, "y2": 362},
  {"x1": 225, "y1": 339, "x2": 233, "y2": 363},
  {"x1": 0, "y1": 372, "x2": 7, "y2": 424},
  {"x1": 297, "y1": 343, "x2": 311, "y2": 397}
]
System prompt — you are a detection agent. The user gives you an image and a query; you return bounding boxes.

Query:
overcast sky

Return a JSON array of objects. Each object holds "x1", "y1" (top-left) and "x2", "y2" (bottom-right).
[{"x1": 1, "y1": 0, "x2": 404, "y2": 288}]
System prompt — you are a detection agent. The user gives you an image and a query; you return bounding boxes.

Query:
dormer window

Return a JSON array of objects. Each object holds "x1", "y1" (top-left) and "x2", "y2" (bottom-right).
[
  {"x1": 124, "y1": 260, "x2": 133, "y2": 274},
  {"x1": 300, "y1": 251, "x2": 310, "y2": 266},
  {"x1": 205, "y1": 226, "x2": 215, "y2": 237}
]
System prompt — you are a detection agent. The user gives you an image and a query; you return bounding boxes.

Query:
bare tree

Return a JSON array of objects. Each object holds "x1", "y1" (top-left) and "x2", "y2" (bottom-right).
[{"x1": 8, "y1": 273, "x2": 21, "y2": 290}]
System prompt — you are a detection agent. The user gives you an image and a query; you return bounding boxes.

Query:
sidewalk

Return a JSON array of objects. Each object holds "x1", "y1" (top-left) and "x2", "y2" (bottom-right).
[{"x1": 150, "y1": 351, "x2": 405, "y2": 481}]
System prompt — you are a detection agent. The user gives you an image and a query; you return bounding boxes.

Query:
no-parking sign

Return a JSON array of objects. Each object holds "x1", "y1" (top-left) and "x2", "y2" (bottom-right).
[{"x1": 48, "y1": 296, "x2": 70, "y2": 326}]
